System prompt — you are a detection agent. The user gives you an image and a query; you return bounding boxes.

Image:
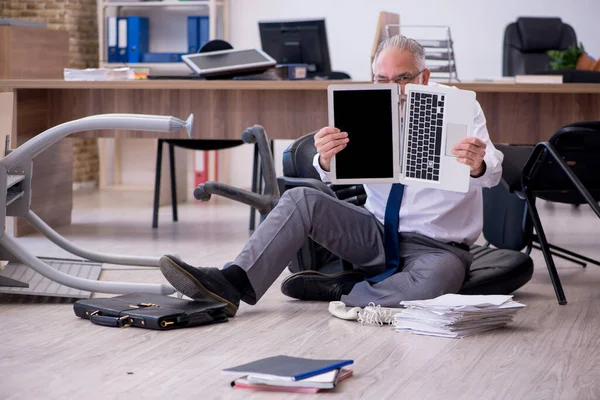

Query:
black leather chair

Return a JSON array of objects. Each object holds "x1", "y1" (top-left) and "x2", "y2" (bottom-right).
[
  {"x1": 503, "y1": 17, "x2": 577, "y2": 76},
  {"x1": 498, "y1": 121, "x2": 600, "y2": 305},
  {"x1": 152, "y1": 138, "x2": 260, "y2": 229},
  {"x1": 279, "y1": 131, "x2": 534, "y2": 296}
]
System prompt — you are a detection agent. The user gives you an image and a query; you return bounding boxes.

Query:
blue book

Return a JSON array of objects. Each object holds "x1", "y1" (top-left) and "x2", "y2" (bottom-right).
[
  {"x1": 221, "y1": 355, "x2": 354, "y2": 381},
  {"x1": 187, "y1": 16, "x2": 199, "y2": 53},
  {"x1": 126, "y1": 16, "x2": 149, "y2": 63},
  {"x1": 141, "y1": 52, "x2": 184, "y2": 63},
  {"x1": 107, "y1": 17, "x2": 118, "y2": 62}
]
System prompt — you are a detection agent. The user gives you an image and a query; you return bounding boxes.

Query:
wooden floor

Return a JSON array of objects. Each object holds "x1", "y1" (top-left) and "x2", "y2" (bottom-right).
[{"x1": 1, "y1": 188, "x2": 599, "y2": 400}]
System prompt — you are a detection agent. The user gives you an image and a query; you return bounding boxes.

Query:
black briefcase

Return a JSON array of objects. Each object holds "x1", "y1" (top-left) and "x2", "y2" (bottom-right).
[{"x1": 74, "y1": 293, "x2": 228, "y2": 330}]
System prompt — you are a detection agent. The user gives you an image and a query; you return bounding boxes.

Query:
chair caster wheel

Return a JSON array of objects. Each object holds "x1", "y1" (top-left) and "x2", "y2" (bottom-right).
[
  {"x1": 193, "y1": 186, "x2": 212, "y2": 201},
  {"x1": 242, "y1": 128, "x2": 257, "y2": 144}
]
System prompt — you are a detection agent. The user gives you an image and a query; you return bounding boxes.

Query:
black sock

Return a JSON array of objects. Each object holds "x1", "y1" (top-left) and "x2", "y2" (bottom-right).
[
  {"x1": 220, "y1": 264, "x2": 250, "y2": 295},
  {"x1": 340, "y1": 282, "x2": 356, "y2": 296}
]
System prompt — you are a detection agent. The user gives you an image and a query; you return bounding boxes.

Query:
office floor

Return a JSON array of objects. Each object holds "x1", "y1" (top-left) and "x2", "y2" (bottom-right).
[{"x1": 1, "y1": 188, "x2": 599, "y2": 400}]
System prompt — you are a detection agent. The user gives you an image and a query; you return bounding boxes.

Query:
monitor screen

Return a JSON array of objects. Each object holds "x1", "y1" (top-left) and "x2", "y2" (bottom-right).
[
  {"x1": 333, "y1": 89, "x2": 395, "y2": 180},
  {"x1": 259, "y1": 19, "x2": 332, "y2": 77}
]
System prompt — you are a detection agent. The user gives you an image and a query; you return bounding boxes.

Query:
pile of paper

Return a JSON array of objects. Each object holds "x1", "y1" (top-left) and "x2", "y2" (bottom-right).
[
  {"x1": 393, "y1": 294, "x2": 526, "y2": 338},
  {"x1": 63, "y1": 68, "x2": 134, "y2": 81}
]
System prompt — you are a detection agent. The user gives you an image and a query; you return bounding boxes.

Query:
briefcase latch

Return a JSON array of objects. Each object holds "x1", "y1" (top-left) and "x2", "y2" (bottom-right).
[{"x1": 89, "y1": 311, "x2": 133, "y2": 328}]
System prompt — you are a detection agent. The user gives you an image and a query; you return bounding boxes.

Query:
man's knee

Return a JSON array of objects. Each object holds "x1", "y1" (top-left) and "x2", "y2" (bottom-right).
[
  {"x1": 406, "y1": 257, "x2": 467, "y2": 299},
  {"x1": 281, "y1": 187, "x2": 322, "y2": 202}
]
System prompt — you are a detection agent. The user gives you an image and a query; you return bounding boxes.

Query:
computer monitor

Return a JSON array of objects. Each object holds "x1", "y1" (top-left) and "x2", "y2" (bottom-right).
[{"x1": 258, "y1": 19, "x2": 332, "y2": 78}]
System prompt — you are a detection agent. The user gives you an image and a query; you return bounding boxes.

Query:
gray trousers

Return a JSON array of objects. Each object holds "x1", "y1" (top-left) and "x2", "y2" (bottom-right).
[{"x1": 233, "y1": 187, "x2": 473, "y2": 308}]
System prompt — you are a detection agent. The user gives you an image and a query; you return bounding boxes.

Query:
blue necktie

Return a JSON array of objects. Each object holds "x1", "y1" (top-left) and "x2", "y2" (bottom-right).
[{"x1": 367, "y1": 183, "x2": 405, "y2": 283}]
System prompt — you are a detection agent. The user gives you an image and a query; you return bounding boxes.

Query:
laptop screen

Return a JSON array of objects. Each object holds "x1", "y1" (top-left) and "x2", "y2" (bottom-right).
[
  {"x1": 183, "y1": 49, "x2": 275, "y2": 74},
  {"x1": 333, "y1": 89, "x2": 395, "y2": 180}
]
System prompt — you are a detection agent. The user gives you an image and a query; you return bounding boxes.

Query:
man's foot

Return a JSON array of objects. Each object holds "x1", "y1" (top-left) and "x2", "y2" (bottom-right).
[
  {"x1": 280, "y1": 270, "x2": 366, "y2": 301},
  {"x1": 159, "y1": 255, "x2": 240, "y2": 317}
]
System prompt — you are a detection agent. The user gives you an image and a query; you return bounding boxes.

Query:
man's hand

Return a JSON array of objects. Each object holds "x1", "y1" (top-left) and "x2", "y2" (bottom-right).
[
  {"x1": 452, "y1": 137, "x2": 487, "y2": 177},
  {"x1": 314, "y1": 127, "x2": 349, "y2": 172}
]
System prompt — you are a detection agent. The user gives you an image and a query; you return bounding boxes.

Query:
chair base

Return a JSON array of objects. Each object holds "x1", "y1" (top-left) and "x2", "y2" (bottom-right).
[{"x1": 532, "y1": 240, "x2": 600, "y2": 267}]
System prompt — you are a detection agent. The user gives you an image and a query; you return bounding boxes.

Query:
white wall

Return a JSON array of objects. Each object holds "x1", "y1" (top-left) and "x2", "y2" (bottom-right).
[{"x1": 222, "y1": 0, "x2": 600, "y2": 188}]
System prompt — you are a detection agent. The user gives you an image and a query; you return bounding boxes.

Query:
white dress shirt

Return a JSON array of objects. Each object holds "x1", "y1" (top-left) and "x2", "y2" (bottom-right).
[{"x1": 313, "y1": 82, "x2": 504, "y2": 246}]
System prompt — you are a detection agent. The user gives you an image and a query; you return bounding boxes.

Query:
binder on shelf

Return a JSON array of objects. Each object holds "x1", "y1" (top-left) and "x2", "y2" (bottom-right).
[
  {"x1": 117, "y1": 17, "x2": 128, "y2": 62},
  {"x1": 141, "y1": 52, "x2": 184, "y2": 63},
  {"x1": 198, "y1": 16, "x2": 209, "y2": 50},
  {"x1": 126, "y1": 16, "x2": 149, "y2": 63},
  {"x1": 187, "y1": 16, "x2": 209, "y2": 54},
  {"x1": 187, "y1": 16, "x2": 199, "y2": 53},
  {"x1": 107, "y1": 17, "x2": 118, "y2": 62}
]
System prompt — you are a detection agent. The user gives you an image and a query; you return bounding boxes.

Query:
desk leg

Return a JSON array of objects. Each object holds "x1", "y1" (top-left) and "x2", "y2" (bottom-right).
[{"x1": 14, "y1": 89, "x2": 73, "y2": 237}]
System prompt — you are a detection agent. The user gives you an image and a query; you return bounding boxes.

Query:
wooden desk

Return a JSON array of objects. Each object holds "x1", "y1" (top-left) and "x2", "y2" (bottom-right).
[{"x1": 1, "y1": 79, "x2": 600, "y2": 235}]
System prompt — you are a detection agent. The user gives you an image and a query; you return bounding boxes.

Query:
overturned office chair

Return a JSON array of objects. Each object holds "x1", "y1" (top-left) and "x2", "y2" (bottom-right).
[
  {"x1": 278, "y1": 131, "x2": 534, "y2": 295},
  {"x1": 499, "y1": 121, "x2": 600, "y2": 305},
  {"x1": 503, "y1": 17, "x2": 577, "y2": 76},
  {"x1": 0, "y1": 113, "x2": 193, "y2": 297}
]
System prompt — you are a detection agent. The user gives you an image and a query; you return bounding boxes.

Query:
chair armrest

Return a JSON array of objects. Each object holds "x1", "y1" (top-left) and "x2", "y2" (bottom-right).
[{"x1": 278, "y1": 177, "x2": 337, "y2": 198}]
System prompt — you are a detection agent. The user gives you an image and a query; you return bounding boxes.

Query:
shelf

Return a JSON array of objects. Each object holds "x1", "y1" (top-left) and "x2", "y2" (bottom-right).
[
  {"x1": 103, "y1": 0, "x2": 218, "y2": 8},
  {"x1": 417, "y1": 39, "x2": 450, "y2": 48},
  {"x1": 97, "y1": 0, "x2": 228, "y2": 72},
  {"x1": 425, "y1": 52, "x2": 454, "y2": 61}
]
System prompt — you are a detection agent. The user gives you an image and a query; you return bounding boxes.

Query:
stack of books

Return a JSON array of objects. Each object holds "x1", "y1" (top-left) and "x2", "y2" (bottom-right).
[
  {"x1": 223, "y1": 355, "x2": 354, "y2": 393},
  {"x1": 393, "y1": 294, "x2": 526, "y2": 338}
]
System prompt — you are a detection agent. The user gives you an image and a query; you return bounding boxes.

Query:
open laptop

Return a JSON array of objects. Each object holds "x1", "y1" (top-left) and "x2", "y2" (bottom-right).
[{"x1": 328, "y1": 83, "x2": 476, "y2": 193}]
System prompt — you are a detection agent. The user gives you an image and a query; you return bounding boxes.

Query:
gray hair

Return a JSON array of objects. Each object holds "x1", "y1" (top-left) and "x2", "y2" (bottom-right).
[{"x1": 372, "y1": 35, "x2": 427, "y2": 72}]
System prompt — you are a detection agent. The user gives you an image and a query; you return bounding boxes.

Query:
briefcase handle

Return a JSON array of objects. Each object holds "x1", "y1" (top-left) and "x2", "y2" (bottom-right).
[{"x1": 89, "y1": 311, "x2": 133, "y2": 328}]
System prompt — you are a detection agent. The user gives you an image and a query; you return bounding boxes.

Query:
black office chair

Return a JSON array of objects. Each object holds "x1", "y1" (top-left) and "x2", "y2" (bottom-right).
[
  {"x1": 314, "y1": 71, "x2": 352, "y2": 80},
  {"x1": 153, "y1": 138, "x2": 261, "y2": 229},
  {"x1": 499, "y1": 121, "x2": 600, "y2": 305},
  {"x1": 503, "y1": 17, "x2": 577, "y2": 76},
  {"x1": 152, "y1": 40, "x2": 268, "y2": 230},
  {"x1": 278, "y1": 131, "x2": 534, "y2": 295}
]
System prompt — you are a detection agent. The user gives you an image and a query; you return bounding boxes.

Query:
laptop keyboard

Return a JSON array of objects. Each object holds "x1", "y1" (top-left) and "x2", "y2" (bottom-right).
[{"x1": 405, "y1": 92, "x2": 445, "y2": 181}]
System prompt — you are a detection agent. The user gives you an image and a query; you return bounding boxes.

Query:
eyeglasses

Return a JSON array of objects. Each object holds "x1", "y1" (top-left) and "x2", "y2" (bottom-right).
[{"x1": 374, "y1": 69, "x2": 426, "y2": 85}]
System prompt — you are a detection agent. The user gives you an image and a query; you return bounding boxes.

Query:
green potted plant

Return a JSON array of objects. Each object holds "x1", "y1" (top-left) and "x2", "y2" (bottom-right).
[{"x1": 547, "y1": 43, "x2": 586, "y2": 70}]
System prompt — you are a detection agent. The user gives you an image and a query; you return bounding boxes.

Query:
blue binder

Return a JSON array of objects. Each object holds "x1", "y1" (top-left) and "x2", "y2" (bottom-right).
[
  {"x1": 116, "y1": 17, "x2": 128, "y2": 62},
  {"x1": 187, "y1": 16, "x2": 199, "y2": 53},
  {"x1": 141, "y1": 53, "x2": 184, "y2": 63},
  {"x1": 187, "y1": 16, "x2": 209, "y2": 53},
  {"x1": 126, "y1": 16, "x2": 149, "y2": 63},
  {"x1": 198, "y1": 16, "x2": 209, "y2": 50},
  {"x1": 107, "y1": 17, "x2": 118, "y2": 62}
]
